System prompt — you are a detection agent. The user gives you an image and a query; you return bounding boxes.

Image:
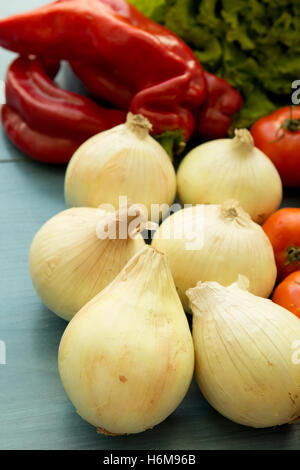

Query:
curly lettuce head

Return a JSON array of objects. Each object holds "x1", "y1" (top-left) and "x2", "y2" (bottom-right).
[{"x1": 129, "y1": 0, "x2": 300, "y2": 128}]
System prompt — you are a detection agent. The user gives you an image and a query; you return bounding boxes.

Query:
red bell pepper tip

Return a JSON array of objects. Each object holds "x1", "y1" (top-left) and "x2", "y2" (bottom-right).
[
  {"x1": 203, "y1": 72, "x2": 243, "y2": 115},
  {"x1": 2, "y1": 104, "x2": 80, "y2": 164},
  {"x1": 129, "y1": 69, "x2": 195, "y2": 140},
  {"x1": 195, "y1": 109, "x2": 232, "y2": 141},
  {"x1": 131, "y1": 106, "x2": 194, "y2": 142},
  {"x1": 194, "y1": 72, "x2": 243, "y2": 140}
]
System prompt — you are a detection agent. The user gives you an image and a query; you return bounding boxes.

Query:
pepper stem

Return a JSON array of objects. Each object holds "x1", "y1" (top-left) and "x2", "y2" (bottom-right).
[
  {"x1": 126, "y1": 112, "x2": 152, "y2": 139},
  {"x1": 284, "y1": 246, "x2": 300, "y2": 266},
  {"x1": 281, "y1": 106, "x2": 300, "y2": 132},
  {"x1": 271, "y1": 107, "x2": 300, "y2": 143},
  {"x1": 283, "y1": 118, "x2": 300, "y2": 132}
]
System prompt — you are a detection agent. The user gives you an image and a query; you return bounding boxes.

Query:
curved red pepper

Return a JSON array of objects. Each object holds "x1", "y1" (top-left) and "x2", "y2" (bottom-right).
[
  {"x1": 2, "y1": 56, "x2": 126, "y2": 163},
  {"x1": 0, "y1": 0, "x2": 207, "y2": 140},
  {"x1": 71, "y1": 59, "x2": 134, "y2": 110},
  {"x1": 2, "y1": 105, "x2": 84, "y2": 164}
]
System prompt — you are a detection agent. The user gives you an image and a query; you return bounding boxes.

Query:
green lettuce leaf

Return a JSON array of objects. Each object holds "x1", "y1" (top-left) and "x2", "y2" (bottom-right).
[{"x1": 128, "y1": 0, "x2": 167, "y2": 22}]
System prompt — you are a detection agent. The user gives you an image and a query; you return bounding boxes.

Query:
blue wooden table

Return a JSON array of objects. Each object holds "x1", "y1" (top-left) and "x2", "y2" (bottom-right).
[{"x1": 0, "y1": 1, "x2": 300, "y2": 450}]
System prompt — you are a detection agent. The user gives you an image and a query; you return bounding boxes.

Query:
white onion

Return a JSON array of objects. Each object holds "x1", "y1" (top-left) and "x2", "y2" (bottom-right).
[
  {"x1": 177, "y1": 129, "x2": 282, "y2": 224},
  {"x1": 152, "y1": 200, "x2": 277, "y2": 311}
]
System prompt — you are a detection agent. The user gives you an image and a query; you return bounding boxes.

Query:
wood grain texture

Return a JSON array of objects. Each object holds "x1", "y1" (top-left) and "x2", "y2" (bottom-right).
[{"x1": 0, "y1": 0, "x2": 299, "y2": 451}]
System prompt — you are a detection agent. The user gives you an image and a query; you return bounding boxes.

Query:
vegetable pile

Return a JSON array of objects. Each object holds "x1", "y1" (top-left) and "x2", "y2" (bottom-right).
[
  {"x1": 27, "y1": 110, "x2": 300, "y2": 435},
  {"x1": 129, "y1": 0, "x2": 300, "y2": 128},
  {"x1": 0, "y1": 0, "x2": 299, "y2": 439}
]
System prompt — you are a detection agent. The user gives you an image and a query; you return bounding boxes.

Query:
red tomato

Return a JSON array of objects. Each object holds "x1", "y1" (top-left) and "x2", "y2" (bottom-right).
[
  {"x1": 263, "y1": 208, "x2": 300, "y2": 282},
  {"x1": 251, "y1": 106, "x2": 300, "y2": 187},
  {"x1": 272, "y1": 271, "x2": 300, "y2": 319}
]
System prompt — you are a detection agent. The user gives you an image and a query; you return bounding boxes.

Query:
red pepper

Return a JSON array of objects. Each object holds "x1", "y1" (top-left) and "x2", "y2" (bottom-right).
[
  {"x1": 67, "y1": 3, "x2": 242, "y2": 141},
  {"x1": 39, "y1": 57, "x2": 61, "y2": 80},
  {"x1": 71, "y1": 60, "x2": 134, "y2": 110},
  {"x1": 0, "y1": 0, "x2": 242, "y2": 152},
  {"x1": 193, "y1": 72, "x2": 243, "y2": 140},
  {"x1": 70, "y1": 67, "x2": 243, "y2": 143},
  {"x1": 2, "y1": 105, "x2": 85, "y2": 164},
  {"x1": 0, "y1": 0, "x2": 207, "y2": 140},
  {"x1": 2, "y1": 56, "x2": 126, "y2": 163},
  {"x1": 70, "y1": 0, "x2": 206, "y2": 112}
]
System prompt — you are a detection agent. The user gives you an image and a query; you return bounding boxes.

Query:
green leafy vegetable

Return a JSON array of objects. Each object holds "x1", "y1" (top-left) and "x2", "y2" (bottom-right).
[
  {"x1": 129, "y1": 0, "x2": 167, "y2": 22},
  {"x1": 129, "y1": 0, "x2": 300, "y2": 127},
  {"x1": 154, "y1": 129, "x2": 186, "y2": 158}
]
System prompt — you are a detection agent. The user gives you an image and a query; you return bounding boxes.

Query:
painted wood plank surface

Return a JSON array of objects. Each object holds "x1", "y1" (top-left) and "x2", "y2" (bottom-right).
[{"x1": 0, "y1": 0, "x2": 299, "y2": 451}]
